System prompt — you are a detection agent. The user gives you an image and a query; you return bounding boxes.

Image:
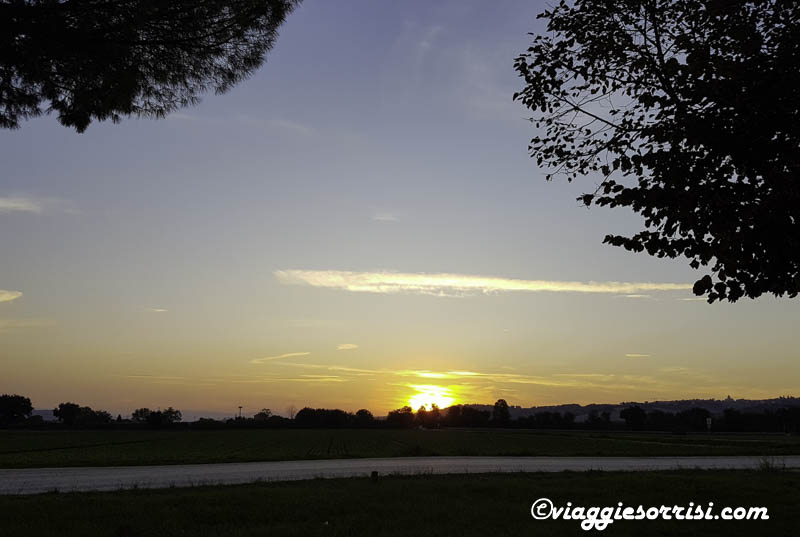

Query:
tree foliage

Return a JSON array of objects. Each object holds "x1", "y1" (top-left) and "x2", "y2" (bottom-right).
[
  {"x1": 514, "y1": 0, "x2": 800, "y2": 302},
  {"x1": 131, "y1": 407, "x2": 152, "y2": 423},
  {"x1": 53, "y1": 402, "x2": 81, "y2": 426},
  {"x1": 294, "y1": 407, "x2": 352, "y2": 428},
  {"x1": 354, "y1": 408, "x2": 374, "y2": 426},
  {"x1": 386, "y1": 406, "x2": 415, "y2": 428},
  {"x1": 0, "y1": 394, "x2": 33, "y2": 425},
  {"x1": 492, "y1": 398, "x2": 511, "y2": 424},
  {"x1": 254, "y1": 408, "x2": 273, "y2": 421},
  {"x1": 620, "y1": 405, "x2": 647, "y2": 430},
  {"x1": 132, "y1": 407, "x2": 182, "y2": 427},
  {"x1": 53, "y1": 402, "x2": 112, "y2": 426},
  {"x1": 444, "y1": 405, "x2": 490, "y2": 427},
  {"x1": 0, "y1": 0, "x2": 300, "y2": 132}
]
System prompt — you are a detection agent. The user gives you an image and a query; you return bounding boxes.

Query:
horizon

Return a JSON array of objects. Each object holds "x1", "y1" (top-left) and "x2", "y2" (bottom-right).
[
  {"x1": 2, "y1": 0, "x2": 799, "y2": 417},
  {"x1": 24, "y1": 393, "x2": 800, "y2": 423}
]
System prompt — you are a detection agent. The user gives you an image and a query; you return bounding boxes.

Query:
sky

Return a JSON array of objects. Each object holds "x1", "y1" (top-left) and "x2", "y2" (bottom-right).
[{"x1": 1, "y1": 0, "x2": 798, "y2": 419}]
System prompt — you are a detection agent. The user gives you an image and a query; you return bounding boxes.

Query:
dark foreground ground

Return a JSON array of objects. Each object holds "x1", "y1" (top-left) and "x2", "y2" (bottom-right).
[
  {"x1": 2, "y1": 428, "x2": 799, "y2": 468},
  {"x1": 1, "y1": 470, "x2": 798, "y2": 537}
]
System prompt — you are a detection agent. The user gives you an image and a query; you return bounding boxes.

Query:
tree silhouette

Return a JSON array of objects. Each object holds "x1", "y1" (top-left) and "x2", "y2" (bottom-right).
[
  {"x1": 415, "y1": 405, "x2": 429, "y2": 427},
  {"x1": 131, "y1": 407, "x2": 152, "y2": 423},
  {"x1": 492, "y1": 399, "x2": 510, "y2": 425},
  {"x1": 386, "y1": 406, "x2": 415, "y2": 428},
  {"x1": 514, "y1": 0, "x2": 800, "y2": 302},
  {"x1": 445, "y1": 404, "x2": 462, "y2": 426},
  {"x1": 1, "y1": 0, "x2": 300, "y2": 132},
  {"x1": 354, "y1": 408, "x2": 374, "y2": 427},
  {"x1": 620, "y1": 405, "x2": 647, "y2": 430},
  {"x1": 53, "y1": 402, "x2": 81, "y2": 426},
  {"x1": 428, "y1": 404, "x2": 441, "y2": 428},
  {"x1": 54, "y1": 402, "x2": 112, "y2": 426},
  {"x1": 0, "y1": 394, "x2": 33, "y2": 425},
  {"x1": 677, "y1": 406, "x2": 711, "y2": 431},
  {"x1": 254, "y1": 408, "x2": 272, "y2": 421},
  {"x1": 131, "y1": 406, "x2": 181, "y2": 427}
]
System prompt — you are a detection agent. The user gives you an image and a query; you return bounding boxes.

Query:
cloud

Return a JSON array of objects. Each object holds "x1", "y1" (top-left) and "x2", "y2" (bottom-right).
[
  {"x1": 123, "y1": 361, "x2": 748, "y2": 402},
  {"x1": 625, "y1": 353, "x2": 650, "y2": 358},
  {"x1": 659, "y1": 366, "x2": 689, "y2": 373},
  {"x1": 417, "y1": 25, "x2": 443, "y2": 57},
  {"x1": 0, "y1": 197, "x2": 42, "y2": 214},
  {"x1": 0, "y1": 196, "x2": 76, "y2": 215},
  {"x1": 372, "y1": 213, "x2": 398, "y2": 222},
  {"x1": 119, "y1": 374, "x2": 218, "y2": 387},
  {"x1": 0, "y1": 290, "x2": 22, "y2": 303},
  {"x1": 275, "y1": 270, "x2": 692, "y2": 297},
  {"x1": 144, "y1": 308, "x2": 168, "y2": 313},
  {"x1": 266, "y1": 119, "x2": 314, "y2": 136},
  {"x1": 336, "y1": 343, "x2": 359, "y2": 351},
  {"x1": 393, "y1": 22, "x2": 443, "y2": 73},
  {"x1": 283, "y1": 363, "x2": 663, "y2": 394},
  {"x1": 250, "y1": 352, "x2": 311, "y2": 364},
  {"x1": 621, "y1": 294, "x2": 652, "y2": 299},
  {"x1": 230, "y1": 375, "x2": 346, "y2": 384},
  {"x1": 170, "y1": 113, "x2": 314, "y2": 136}
]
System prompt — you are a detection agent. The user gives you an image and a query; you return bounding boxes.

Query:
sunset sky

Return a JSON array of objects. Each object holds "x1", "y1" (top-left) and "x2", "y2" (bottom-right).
[{"x1": 1, "y1": 0, "x2": 798, "y2": 419}]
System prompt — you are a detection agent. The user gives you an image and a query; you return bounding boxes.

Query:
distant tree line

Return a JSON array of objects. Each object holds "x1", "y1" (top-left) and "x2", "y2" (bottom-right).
[
  {"x1": 131, "y1": 407, "x2": 183, "y2": 428},
  {"x1": 2, "y1": 394, "x2": 800, "y2": 433},
  {"x1": 52, "y1": 402, "x2": 113, "y2": 427},
  {"x1": 618, "y1": 405, "x2": 800, "y2": 434},
  {"x1": 0, "y1": 394, "x2": 185, "y2": 430}
]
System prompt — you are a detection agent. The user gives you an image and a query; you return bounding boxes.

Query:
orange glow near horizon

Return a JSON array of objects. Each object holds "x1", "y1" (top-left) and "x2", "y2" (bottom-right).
[{"x1": 407, "y1": 384, "x2": 457, "y2": 411}]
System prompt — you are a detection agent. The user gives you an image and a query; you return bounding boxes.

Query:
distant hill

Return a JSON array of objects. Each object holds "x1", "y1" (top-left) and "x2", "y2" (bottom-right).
[
  {"x1": 462, "y1": 396, "x2": 800, "y2": 422},
  {"x1": 31, "y1": 409, "x2": 57, "y2": 422}
]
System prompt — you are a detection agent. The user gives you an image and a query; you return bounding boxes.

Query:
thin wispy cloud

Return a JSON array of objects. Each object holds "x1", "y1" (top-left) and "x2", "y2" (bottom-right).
[
  {"x1": 0, "y1": 290, "x2": 22, "y2": 303},
  {"x1": 122, "y1": 362, "x2": 748, "y2": 402},
  {"x1": 250, "y1": 351, "x2": 311, "y2": 364},
  {"x1": 122, "y1": 372, "x2": 346, "y2": 386},
  {"x1": 625, "y1": 353, "x2": 650, "y2": 358},
  {"x1": 120, "y1": 374, "x2": 218, "y2": 387},
  {"x1": 274, "y1": 362, "x2": 707, "y2": 393},
  {"x1": 170, "y1": 113, "x2": 314, "y2": 136},
  {"x1": 0, "y1": 196, "x2": 76, "y2": 215},
  {"x1": 228, "y1": 374, "x2": 346, "y2": 384},
  {"x1": 417, "y1": 24, "x2": 442, "y2": 56},
  {"x1": 336, "y1": 343, "x2": 359, "y2": 350},
  {"x1": 266, "y1": 118, "x2": 314, "y2": 136},
  {"x1": 275, "y1": 270, "x2": 692, "y2": 297},
  {"x1": 394, "y1": 22, "x2": 443, "y2": 73},
  {"x1": 144, "y1": 308, "x2": 168, "y2": 313},
  {"x1": 659, "y1": 366, "x2": 689, "y2": 373},
  {"x1": 0, "y1": 197, "x2": 42, "y2": 214},
  {"x1": 279, "y1": 364, "x2": 593, "y2": 387},
  {"x1": 372, "y1": 212, "x2": 399, "y2": 222}
]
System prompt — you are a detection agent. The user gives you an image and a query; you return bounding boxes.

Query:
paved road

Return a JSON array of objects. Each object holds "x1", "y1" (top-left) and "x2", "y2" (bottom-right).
[{"x1": 1, "y1": 455, "x2": 797, "y2": 495}]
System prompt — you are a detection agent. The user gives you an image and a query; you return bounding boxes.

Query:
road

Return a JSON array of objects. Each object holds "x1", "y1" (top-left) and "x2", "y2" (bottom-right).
[{"x1": 1, "y1": 455, "x2": 797, "y2": 495}]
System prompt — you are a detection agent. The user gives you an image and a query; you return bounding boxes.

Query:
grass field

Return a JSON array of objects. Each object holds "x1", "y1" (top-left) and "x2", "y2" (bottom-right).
[
  {"x1": 1, "y1": 429, "x2": 799, "y2": 468},
  {"x1": 0, "y1": 470, "x2": 797, "y2": 536}
]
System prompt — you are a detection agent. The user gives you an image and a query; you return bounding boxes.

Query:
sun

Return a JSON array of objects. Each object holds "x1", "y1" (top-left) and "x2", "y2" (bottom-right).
[{"x1": 407, "y1": 384, "x2": 456, "y2": 410}]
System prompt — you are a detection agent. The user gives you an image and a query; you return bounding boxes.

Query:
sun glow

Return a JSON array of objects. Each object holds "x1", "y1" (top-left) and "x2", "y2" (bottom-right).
[{"x1": 407, "y1": 384, "x2": 456, "y2": 410}]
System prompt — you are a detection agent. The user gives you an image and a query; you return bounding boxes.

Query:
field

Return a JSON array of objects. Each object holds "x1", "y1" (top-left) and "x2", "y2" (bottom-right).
[
  {"x1": 2, "y1": 428, "x2": 799, "y2": 468},
  {"x1": 1, "y1": 470, "x2": 798, "y2": 537}
]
